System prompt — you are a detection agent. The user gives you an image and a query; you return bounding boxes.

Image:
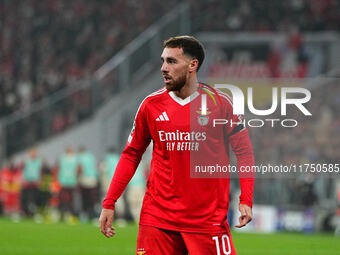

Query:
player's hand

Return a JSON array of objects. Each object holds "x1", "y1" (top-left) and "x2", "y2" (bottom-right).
[
  {"x1": 235, "y1": 204, "x2": 252, "y2": 228},
  {"x1": 99, "y1": 208, "x2": 116, "y2": 238}
]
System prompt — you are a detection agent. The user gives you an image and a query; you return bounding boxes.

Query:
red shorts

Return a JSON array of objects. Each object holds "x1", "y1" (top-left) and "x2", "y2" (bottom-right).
[{"x1": 136, "y1": 225, "x2": 237, "y2": 255}]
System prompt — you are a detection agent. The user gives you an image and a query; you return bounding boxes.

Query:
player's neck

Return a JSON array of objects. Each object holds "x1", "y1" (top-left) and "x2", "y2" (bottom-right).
[{"x1": 173, "y1": 76, "x2": 198, "y2": 99}]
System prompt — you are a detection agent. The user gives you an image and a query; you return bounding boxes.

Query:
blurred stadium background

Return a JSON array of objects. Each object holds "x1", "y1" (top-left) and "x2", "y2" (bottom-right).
[{"x1": 0, "y1": 0, "x2": 340, "y2": 254}]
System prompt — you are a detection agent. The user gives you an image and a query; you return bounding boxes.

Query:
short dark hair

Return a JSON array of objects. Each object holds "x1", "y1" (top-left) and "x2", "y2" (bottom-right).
[{"x1": 163, "y1": 35, "x2": 205, "y2": 71}]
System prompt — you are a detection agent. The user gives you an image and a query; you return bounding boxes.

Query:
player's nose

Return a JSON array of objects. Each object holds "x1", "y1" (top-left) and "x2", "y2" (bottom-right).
[{"x1": 161, "y1": 62, "x2": 168, "y2": 73}]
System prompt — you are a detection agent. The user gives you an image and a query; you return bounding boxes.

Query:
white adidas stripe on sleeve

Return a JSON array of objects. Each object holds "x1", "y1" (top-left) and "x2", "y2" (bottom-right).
[{"x1": 162, "y1": 111, "x2": 169, "y2": 121}]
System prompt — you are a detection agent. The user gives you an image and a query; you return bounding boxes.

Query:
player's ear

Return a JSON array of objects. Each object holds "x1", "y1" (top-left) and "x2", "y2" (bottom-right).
[{"x1": 189, "y1": 59, "x2": 199, "y2": 73}]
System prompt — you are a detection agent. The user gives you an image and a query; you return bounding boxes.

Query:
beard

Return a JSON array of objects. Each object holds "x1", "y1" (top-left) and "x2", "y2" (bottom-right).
[{"x1": 165, "y1": 73, "x2": 187, "y2": 91}]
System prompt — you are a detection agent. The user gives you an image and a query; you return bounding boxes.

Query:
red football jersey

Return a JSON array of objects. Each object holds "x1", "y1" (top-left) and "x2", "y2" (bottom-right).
[{"x1": 103, "y1": 83, "x2": 254, "y2": 233}]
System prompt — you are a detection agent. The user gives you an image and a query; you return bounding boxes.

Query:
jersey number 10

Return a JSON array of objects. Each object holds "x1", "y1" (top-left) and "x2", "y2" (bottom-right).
[{"x1": 212, "y1": 235, "x2": 231, "y2": 255}]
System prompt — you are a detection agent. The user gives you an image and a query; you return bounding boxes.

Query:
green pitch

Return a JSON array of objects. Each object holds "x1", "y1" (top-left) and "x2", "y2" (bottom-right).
[{"x1": 0, "y1": 218, "x2": 339, "y2": 255}]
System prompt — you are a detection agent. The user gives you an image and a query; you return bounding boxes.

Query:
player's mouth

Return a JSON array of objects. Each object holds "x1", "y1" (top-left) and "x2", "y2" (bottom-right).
[{"x1": 163, "y1": 75, "x2": 172, "y2": 84}]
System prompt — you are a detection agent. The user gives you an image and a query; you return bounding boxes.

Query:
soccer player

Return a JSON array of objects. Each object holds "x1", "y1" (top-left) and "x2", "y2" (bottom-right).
[{"x1": 99, "y1": 36, "x2": 255, "y2": 255}]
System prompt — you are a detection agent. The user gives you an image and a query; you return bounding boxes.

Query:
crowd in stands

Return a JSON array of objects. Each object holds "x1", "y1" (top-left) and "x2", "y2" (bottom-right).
[
  {"x1": 249, "y1": 77, "x2": 340, "y2": 207},
  {"x1": 191, "y1": 0, "x2": 340, "y2": 32},
  {"x1": 0, "y1": 146, "x2": 147, "y2": 224},
  {"x1": 1, "y1": 0, "x2": 339, "y2": 157},
  {"x1": 0, "y1": 0, "x2": 178, "y2": 156},
  {"x1": 1, "y1": 0, "x2": 339, "y2": 119},
  {"x1": 0, "y1": 0, "x2": 178, "y2": 119}
]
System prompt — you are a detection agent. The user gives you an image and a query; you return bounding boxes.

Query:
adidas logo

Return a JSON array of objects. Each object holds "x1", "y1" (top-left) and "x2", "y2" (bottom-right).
[{"x1": 156, "y1": 111, "x2": 169, "y2": 121}]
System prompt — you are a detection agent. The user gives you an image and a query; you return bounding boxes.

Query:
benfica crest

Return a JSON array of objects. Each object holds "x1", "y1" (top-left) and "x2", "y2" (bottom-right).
[
  {"x1": 198, "y1": 115, "x2": 209, "y2": 126},
  {"x1": 197, "y1": 107, "x2": 210, "y2": 126}
]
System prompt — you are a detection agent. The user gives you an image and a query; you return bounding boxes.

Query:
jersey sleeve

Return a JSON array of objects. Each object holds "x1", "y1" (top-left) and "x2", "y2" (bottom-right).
[
  {"x1": 229, "y1": 129, "x2": 255, "y2": 208},
  {"x1": 102, "y1": 100, "x2": 151, "y2": 210},
  {"x1": 224, "y1": 97, "x2": 255, "y2": 208}
]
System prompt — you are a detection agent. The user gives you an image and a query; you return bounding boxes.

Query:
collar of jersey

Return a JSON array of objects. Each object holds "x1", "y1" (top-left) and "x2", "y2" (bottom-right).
[{"x1": 168, "y1": 91, "x2": 200, "y2": 106}]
